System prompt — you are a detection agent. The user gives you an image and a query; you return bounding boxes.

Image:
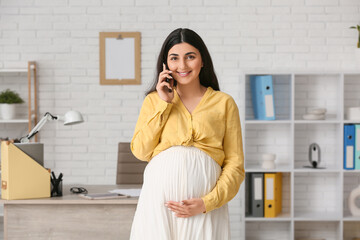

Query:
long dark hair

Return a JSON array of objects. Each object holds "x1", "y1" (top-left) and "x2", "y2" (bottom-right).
[{"x1": 146, "y1": 28, "x2": 220, "y2": 95}]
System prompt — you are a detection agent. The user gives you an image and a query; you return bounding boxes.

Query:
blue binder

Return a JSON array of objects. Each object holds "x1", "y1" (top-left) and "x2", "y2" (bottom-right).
[
  {"x1": 344, "y1": 124, "x2": 355, "y2": 170},
  {"x1": 250, "y1": 75, "x2": 275, "y2": 120},
  {"x1": 355, "y1": 125, "x2": 360, "y2": 170}
]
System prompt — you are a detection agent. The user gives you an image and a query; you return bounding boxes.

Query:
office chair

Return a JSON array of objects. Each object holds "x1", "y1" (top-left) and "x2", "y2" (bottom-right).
[{"x1": 116, "y1": 142, "x2": 147, "y2": 184}]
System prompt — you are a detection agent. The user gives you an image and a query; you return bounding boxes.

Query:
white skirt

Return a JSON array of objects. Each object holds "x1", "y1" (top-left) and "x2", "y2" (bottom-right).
[{"x1": 130, "y1": 146, "x2": 230, "y2": 240}]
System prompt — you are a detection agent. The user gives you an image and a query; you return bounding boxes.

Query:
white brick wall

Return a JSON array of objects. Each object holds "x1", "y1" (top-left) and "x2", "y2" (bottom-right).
[
  {"x1": 294, "y1": 173, "x2": 340, "y2": 215},
  {"x1": 1, "y1": 0, "x2": 360, "y2": 239}
]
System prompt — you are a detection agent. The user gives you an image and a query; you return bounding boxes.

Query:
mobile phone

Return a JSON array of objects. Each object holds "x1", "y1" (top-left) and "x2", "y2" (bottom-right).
[{"x1": 164, "y1": 62, "x2": 173, "y2": 93}]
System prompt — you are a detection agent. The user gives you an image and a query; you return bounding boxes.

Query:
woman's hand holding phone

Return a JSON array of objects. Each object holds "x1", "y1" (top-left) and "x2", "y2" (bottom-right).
[{"x1": 156, "y1": 63, "x2": 174, "y2": 103}]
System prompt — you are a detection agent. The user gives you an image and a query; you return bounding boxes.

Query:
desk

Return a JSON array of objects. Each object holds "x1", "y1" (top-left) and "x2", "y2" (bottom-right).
[{"x1": 0, "y1": 185, "x2": 140, "y2": 240}]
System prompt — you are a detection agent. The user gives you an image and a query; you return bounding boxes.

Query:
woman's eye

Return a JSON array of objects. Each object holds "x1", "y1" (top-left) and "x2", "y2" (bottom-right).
[
  {"x1": 187, "y1": 55, "x2": 195, "y2": 59},
  {"x1": 170, "y1": 57, "x2": 177, "y2": 61}
]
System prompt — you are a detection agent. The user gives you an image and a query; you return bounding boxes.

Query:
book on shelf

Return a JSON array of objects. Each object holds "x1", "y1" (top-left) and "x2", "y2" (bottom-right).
[
  {"x1": 344, "y1": 124, "x2": 360, "y2": 170},
  {"x1": 250, "y1": 75, "x2": 276, "y2": 121}
]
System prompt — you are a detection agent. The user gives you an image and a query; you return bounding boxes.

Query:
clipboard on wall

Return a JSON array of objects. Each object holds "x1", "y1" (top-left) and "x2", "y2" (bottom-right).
[{"x1": 99, "y1": 32, "x2": 141, "y2": 85}]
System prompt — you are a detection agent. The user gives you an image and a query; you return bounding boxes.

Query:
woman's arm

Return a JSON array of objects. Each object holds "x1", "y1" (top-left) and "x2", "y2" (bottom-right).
[
  {"x1": 201, "y1": 97, "x2": 245, "y2": 213},
  {"x1": 131, "y1": 93, "x2": 173, "y2": 161}
]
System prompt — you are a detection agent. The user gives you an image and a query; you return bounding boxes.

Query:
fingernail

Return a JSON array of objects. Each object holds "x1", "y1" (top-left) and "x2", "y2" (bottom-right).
[
  {"x1": 164, "y1": 203, "x2": 168, "y2": 207},
  {"x1": 168, "y1": 208, "x2": 172, "y2": 211}
]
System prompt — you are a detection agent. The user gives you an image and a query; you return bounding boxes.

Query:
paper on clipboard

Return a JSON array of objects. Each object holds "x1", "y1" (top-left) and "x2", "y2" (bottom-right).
[
  {"x1": 105, "y1": 38, "x2": 135, "y2": 79},
  {"x1": 109, "y1": 188, "x2": 141, "y2": 197}
]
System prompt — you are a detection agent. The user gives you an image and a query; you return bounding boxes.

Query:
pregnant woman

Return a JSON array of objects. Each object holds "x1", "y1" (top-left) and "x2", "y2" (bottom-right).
[{"x1": 130, "y1": 28, "x2": 245, "y2": 240}]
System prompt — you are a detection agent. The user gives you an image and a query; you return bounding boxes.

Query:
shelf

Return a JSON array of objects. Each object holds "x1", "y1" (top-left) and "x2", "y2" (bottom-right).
[
  {"x1": 294, "y1": 74, "x2": 341, "y2": 121},
  {"x1": 243, "y1": 72, "x2": 360, "y2": 240},
  {"x1": 344, "y1": 74, "x2": 360, "y2": 124},
  {"x1": 245, "y1": 172, "x2": 291, "y2": 225},
  {"x1": 245, "y1": 212, "x2": 291, "y2": 221},
  {"x1": 245, "y1": 120, "x2": 291, "y2": 124},
  {"x1": 343, "y1": 174, "x2": 360, "y2": 220},
  {"x1": 343, "y1": 221, "x2": 360, "y2": 240},
  {"x1": 344, "y1": 120, "x2": 360, "y2": 124},
  {"x1": 0, "y1": 114, "x2": 35, "y2": 123},
  {"x1": 343, "y1": 216, "x2": 360, "y2": 221},
  {"x1": 245, "y1": 123, "x2": 292, "y2": 168},
  {"x1": 245, "y1": 221, "x2": 291, "y2": 240},
  {"x1": 0, "y1": 61, "x2": 38, "y2": 142},
  {"x1": 0, "y1": 119, "x2": 29, "y2": 123},
  {"x1": 245, "y1": 74, "x2": 292, "y2": 121},
  {"x1": 294, "y1": 119, "x2": 341, "y2": 124},
  {"x1": 294, "y1": 172, "x2": 341, "y2": 224},
  {"x1": 294, "y1": 123, "x2": 341, "y2": 169},
  {"x1": 343, "y1": 169, "x2": 360, "y2": 173},
  {"x1": 294, "y1": 221, "x2": 341, "y2": 240},
  {"x1": 245, "y1": 164, "x2": 291, "y2": 172},
  {"x1": 0, "y1": 65, "x2": 35, "y2": 73},
  {"x1": 0, "y1": 69, "x2": 28, "y2": 73},
  {"x1": 294, "y1": 212, "x2": 341, "y2": 221},
  {"x1": 294, "y1": 165, "x2": 340, "y2": 173}
]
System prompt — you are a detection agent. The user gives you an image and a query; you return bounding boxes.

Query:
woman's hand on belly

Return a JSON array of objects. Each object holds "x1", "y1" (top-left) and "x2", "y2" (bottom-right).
[{"x1": 165, "y1": 198, "x2": 206, "y2": 218}]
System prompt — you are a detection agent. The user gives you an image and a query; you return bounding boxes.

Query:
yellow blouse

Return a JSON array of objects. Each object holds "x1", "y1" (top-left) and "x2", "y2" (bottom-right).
[{"x1": 131, "y1": 86, "x2": 245, "y2": 213}]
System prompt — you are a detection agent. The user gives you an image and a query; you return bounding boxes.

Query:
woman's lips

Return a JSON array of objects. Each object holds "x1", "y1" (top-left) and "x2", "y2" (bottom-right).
[{"x1": 177, "y1": 71, "x2": 191, "y2": 77}]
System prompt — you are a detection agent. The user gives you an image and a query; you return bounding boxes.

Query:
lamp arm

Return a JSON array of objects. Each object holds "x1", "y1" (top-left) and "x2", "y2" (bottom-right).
[{"x1": 20, "y1": 112, "x2": 58, "y2": 143}]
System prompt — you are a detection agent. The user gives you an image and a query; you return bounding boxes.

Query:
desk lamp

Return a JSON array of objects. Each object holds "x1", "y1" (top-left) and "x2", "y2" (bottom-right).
[{"x1": 20, "y1": 110, "x2": 84, "y2": 143}]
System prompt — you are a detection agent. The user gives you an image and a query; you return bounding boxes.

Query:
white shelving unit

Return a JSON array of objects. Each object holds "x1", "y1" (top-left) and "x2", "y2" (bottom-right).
[
  {"x1": 0, "y1": 61, "x2": 38, "y2": 141},
  {"x1": 0, "y1": 62, "x2": 38, "y2": 219},
  {"x1": 242, "y1": 71, "x2": 360, "y2": 240}
]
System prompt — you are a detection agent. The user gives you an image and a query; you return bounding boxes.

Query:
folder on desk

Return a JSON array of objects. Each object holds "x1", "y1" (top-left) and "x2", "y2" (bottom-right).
[
  {"x1": 1, "y1": 141, "x2": 50, "y2": 200},
  {"x1": 251, "y1": 173, "x2": 264, "y2": 217},
  {"x1": 250, "y1": 75, "x2": 275, "y2": 120},
  {"x1": 344, "y1": 124, "x2": 355, "y2": 170},
  {"x1": 264, "y1": 172, "x2": 282, "y2": 218},
  {"x1": 355, "y1": 125, "x2": 360, "y2": 170}
]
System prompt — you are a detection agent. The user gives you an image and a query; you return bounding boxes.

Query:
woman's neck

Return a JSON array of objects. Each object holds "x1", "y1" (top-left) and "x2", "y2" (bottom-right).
[{"x1": 176, "y1": 80, "x2": 207, "y2": 100}]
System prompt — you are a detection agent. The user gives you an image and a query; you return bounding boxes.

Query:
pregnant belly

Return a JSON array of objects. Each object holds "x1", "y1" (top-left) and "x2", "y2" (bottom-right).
[{"x1": 143, "y1": 146, "x2": 221, "y2": 201}]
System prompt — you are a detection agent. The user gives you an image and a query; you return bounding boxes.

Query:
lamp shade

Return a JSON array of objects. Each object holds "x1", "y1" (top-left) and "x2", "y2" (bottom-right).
[{"x1": 63, "y1": 110, "x2": 84, "y2": 125}]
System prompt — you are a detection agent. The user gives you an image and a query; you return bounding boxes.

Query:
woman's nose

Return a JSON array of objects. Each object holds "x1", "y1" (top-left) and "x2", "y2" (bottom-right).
[{"x1": 179, "y1": 59, "x2": 186, "y2": 69}]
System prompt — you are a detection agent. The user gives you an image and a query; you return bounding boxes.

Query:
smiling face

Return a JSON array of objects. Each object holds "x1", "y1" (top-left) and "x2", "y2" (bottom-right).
[{"x1": 167, "y1": 42, "x2": 203, "y2": 86}]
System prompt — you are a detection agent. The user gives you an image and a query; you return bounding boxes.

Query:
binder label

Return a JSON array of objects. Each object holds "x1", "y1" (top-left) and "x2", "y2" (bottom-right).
[
  {"x1": 254, "y1": 178, "x2": 262, "y2": 200},
  {"x1": 346, "y1": 145, "x2": 354, "y2": 168},
  {"x1": 357, "y1": 128, "x2": 360, "y2": 151},
  {"x1": 265, "y1": 94, "x2": 274, "y2": 117},
  {"x1": 266, "y1": 178, "x2": 274, "y2": 200}
]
